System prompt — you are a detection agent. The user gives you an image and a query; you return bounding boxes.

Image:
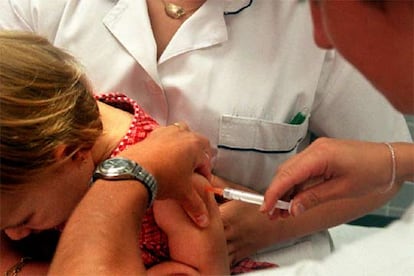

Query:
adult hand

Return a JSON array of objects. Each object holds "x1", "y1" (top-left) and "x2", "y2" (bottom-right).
[
  {"x1": 119, "y1": 122, "x2": 212, "y2": 227},
  {"x1": 220, "y1": 200, "x2": 277, "y2": 264},
  {"x1": 262, "y1": 138, "x2": 395, "y2": 218}
]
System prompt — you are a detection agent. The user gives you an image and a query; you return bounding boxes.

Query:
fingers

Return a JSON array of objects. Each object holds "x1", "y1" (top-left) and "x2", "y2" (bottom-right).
[
  {"x1": 172, "y1": 121, "x2": 189, "y2": 131},
  {"x1": 180, "y1": 182, "x2": 210, "y2": 228},
  {"x1": 265, "y1": 174, "x2": 335, "y2": 219},
  {"x1": 195, "y1": 148, "x2": 213, "y2": 181},
  {"x1": 161, "y1": 121, "x2": 213, "y2": 227},
  {"x1": 261, "y1": 161, "x2": 315, "y2": 213},
  {"x1": 170, "y1": 121, "x2": 213, "y2": 180},
  {"x1": 261, "y1": 140, "x2": 332, "y2": 215},
  {"x1": 289, "y1": 177, "x2": 351, "y2": 216},
  {"x1": 218, "y1": 202, "x2": 237, "y2": 265},
  {"x1": 196, "y1": 154, "x2": 212, "y2": 181}
]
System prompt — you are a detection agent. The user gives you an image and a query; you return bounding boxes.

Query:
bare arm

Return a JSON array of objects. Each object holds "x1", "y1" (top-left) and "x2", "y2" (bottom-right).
[
  {"x1": 49, "y1": 180, "x2": 148, "y2": 275},
  {"x1": 215, "y1": 169, "x2": 401, "y2": 264},
  {"x1": 151, "y1": 175, "x2": 229, "y2": 275},
  {"x1": 48, "y1": 124, "x2": 213, "y2": 274},
  {"x1": 118, "y1": 123, "x2": 212, "y2": 227}
]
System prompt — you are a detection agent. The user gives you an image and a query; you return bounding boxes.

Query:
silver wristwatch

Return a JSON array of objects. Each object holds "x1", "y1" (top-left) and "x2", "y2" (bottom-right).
[{"x1": 92, "y1": 157, "x2": 158, "y2": 207}]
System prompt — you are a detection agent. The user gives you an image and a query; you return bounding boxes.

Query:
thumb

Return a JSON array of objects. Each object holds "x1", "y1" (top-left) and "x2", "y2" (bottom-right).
[{"x1": 289, "y1": 178, "x2": 348, "y2": 216}]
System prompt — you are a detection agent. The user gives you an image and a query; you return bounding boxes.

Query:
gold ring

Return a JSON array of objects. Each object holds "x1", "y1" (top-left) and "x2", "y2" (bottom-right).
[{"x1": 173, "y1": 122, "x2": 181, "y2": 128}]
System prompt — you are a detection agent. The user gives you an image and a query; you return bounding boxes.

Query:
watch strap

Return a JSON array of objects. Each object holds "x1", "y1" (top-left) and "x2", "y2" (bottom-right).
[{"x1": 131, "y1": 163, "x2": 157, "y2": 207}]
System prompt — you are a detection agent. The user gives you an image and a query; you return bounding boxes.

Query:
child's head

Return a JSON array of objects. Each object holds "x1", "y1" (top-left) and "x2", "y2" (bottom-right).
[
  {"x1": 0, "y1": 31, "x2": 104, "y2": 240},
  {"x1": 0, "y1": 31, "x2": 103, "y2": 186}
]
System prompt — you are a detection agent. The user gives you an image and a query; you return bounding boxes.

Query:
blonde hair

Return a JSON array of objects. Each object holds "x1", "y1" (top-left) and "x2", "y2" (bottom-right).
[{"x1": 0, "y1": 31, "x2": 103, "y2": 186}]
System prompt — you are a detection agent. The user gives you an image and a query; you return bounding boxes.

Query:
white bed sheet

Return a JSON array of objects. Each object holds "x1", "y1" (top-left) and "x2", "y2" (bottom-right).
[
  {"x1": 328, "y1": 224, "x2": 382, "y2": 250},
  {"x1": 251, "y1": 230, "x2": 333, "y2": 267},
  {"x1": 249, "y1": 224, "x2": 380, "y2": 270}
]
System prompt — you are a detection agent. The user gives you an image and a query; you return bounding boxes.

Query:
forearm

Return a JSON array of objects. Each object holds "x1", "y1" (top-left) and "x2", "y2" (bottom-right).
[
  {"x1": 49, "y1": 180, "x2": 149, "y2": 275},
  {"x1": 215, "y1": 174, "x2": 400, "y2": 248}
]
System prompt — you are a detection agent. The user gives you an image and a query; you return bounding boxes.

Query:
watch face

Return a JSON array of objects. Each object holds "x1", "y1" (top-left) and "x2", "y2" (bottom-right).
[{"x1": 100, "y1": 158, "x2": 135, "y2": 177}]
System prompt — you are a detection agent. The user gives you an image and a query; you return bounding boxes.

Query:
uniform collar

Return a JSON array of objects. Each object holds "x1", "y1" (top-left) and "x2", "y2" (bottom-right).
[
  {"x1": 103, "y1": 0, "x2": 159, "y2": 82},
  {"x1": 102, "y1": 0, "x2": 254, "y2": 81},
  {"x1": 159, "y1": 0, "x2": 229, "y2": 63},
  {"x1": 224, "y1": 0, "x2": 253, "y2": 15}
]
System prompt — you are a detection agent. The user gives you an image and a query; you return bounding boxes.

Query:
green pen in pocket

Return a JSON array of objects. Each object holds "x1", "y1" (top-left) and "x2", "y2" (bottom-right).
[{"x1": 289, "y1": 108, "x2": 308, "y2": 125}]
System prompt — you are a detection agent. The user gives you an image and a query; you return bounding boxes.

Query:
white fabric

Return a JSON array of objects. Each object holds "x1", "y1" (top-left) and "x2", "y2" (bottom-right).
[
  {"x1": 0, "y1": 0, "x2": 411, "y2": 193},
  {"x1": 254, "y1": 224, "x2": 380, "y2": 268},
  {"x1": 247, "y1": 204, "x2": 414, "y2": 275},
  {"x1": 329, "y1": 224, "x2": 382, "y2": 251},
  {"x1": 253, "y1": 230, "x2": 333, "y2": 267}
]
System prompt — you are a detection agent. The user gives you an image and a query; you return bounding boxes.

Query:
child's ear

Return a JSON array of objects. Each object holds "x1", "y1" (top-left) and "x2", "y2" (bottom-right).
[
  {"x1": 54, "y1": 144, "x2": 69, "y2": 161},
  {"x1": 54, "y1": 145, "x2": 87, "y2": 162}
]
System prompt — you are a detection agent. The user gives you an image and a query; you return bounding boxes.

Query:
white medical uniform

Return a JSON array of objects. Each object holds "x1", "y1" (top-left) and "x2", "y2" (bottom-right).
[{"x1": 0, "y1": 0, "x2": 410, "y2": 193}]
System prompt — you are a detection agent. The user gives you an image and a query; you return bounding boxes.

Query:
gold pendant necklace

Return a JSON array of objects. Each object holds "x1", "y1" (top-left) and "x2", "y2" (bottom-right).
[{"x1": 163, "y1": 2, "x2": 186, "y2": 19}]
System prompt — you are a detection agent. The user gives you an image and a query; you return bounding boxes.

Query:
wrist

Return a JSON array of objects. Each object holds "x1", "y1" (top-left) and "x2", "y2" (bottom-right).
[
  {"x1": 392, "y1": 142, "x2": 414, "y2": 183},
  {"x1": 117, "y1": 154, "x2": 161, "y2": 186},
  {"x1": 380, "y1": 142, "x2": 396, "y2": 193},
  {"x1": 92, "y1": 157, "x2": 157, "y2": 207},
  {"x1": 380, "y1": 142, "x2": 414, "y2": 194}
]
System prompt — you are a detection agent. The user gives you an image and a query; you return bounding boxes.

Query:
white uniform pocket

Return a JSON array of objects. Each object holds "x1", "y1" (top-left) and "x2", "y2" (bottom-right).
[
  {"x1": 214, "y1": 114, "x2": 309, "y2": 191},
  {"x1": 218, "y1": 115, "x2": 308, "y2": 153}
]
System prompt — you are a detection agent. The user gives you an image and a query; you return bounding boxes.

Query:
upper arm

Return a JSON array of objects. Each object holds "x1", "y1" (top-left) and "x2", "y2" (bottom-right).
[{"x1": 152, "y1": 181, "x2": 229, "y2": 275}]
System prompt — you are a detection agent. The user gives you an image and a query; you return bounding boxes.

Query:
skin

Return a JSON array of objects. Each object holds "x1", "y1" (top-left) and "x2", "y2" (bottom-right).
[
  {"x1": 46, "y1": 1, "x2": 414, "y2": 274},
  {"x1": 4, "y1": 1, "x2": 404, "y2": 267},
  {"x1": 1, "y1": 101, "x2": 219, "y2": 274},
  {"x1": 1, "y1": 102, "x2": 211, "y2": 240},
  {"x1": 262, "y1": 0, "x2": 414, "y2": 218},
  {"x1": 217, "y1": 174, "x2": 400, "y2": 262},
  {"x1": 151, "y1": 175, "x2": 229, "y2": 275},
  {"x1": 49, "y1": 175, "x2": 229, "y2": 275},
  {"x1": 1, "y1": 154, "x2": 92, "y2": 240},
  {"x1": 146, "y1": 0, "x2": 411, "y2": 264},
  {"x1": 310, "y1": 0, "x2": 413, "y2": 113},
  {"x1": 119, "y1": 120, "x2": 213, "y2": 227},
  {"x1": 4, "y1": 2, "x2": 411, "y2": 273}
]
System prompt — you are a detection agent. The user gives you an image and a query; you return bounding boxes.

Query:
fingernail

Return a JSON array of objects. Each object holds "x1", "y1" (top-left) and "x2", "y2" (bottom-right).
[
  {"x1": 196, "y1": 214, "x2": 209, "y2": 227},
  {"x1": 259, "y1": 205, "x2": 265, "y2": 212},
  {"x1": 293, "y1": 203, "x2": 305, "y2": 216},
  {"x1": 268, "y1": 205, "x2": 277, "y2": 216}
]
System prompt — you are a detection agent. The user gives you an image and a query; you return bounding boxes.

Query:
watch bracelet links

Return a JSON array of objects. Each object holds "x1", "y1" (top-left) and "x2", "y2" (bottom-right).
[{"x1": 132, "y1": 164, "x2": 157, "y2": 207}]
